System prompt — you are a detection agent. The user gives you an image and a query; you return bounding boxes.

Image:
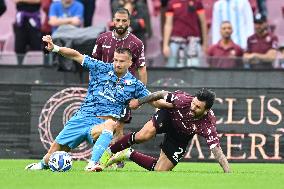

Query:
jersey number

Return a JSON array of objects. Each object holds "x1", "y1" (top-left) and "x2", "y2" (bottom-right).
[{"x1": 172, "y1": 147, "x2": 184, "y2": 162}]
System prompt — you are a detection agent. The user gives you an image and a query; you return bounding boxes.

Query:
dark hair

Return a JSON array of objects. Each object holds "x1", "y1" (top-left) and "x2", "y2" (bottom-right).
[
  {"x1": 195, "y1": 88, "x2": 216, "y2": 110},
  {"x1": 221, "y1": 20, "x2": 231, "y2": 25},
  {"x1": 115, "y1": 47, "x2": 132, "y2": 59},
  {"x1": 114, "y1": 8, "x2": 130, "y2": 18}
]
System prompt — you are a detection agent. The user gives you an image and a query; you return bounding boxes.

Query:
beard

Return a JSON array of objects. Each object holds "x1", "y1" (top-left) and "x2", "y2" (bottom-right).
[{"x1": 115, "y1": 26, "x2": 128, "y2": 35}]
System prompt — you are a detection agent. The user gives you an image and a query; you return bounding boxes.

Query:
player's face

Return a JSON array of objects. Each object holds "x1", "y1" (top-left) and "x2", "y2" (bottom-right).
[
  {"x1": 220, "y1": 22, "x2": 232, "y2": 40},
  {"x1": 254, "y1": 22, "x2": 267, "y2": 34},
  {"x1": 113, "y1": 13, "x2": 130, "y2": 35},
  {"x1": 62, "y1": 0, "x2": 73, "y2": 7},
  {"x1": 190, "y1": 97, "x2": 207, "y2": 118},
  {"x1": 113, "y1": 52, "x2": 132, "y2": 76}
]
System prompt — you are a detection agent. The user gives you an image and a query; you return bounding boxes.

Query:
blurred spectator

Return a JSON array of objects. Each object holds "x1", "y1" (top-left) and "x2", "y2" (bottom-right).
[
  {"x1": 49, "y1": 0, "x2": 84, "y2": 33},
  {"x1": 207, "y1": 21, "x2": 243, "y2": 68},
  {"x1": 163, "y1": 0, "x2": 207, "y2": 68},
  {"x1": 41, "y1": 0, "x2": 52, "y2": 35},
  {"x1": 0, "y1": 0, "x2": 6, "y2": 16},
  {"x1": 212, "y1": 0, "x2": 254, "y2": 49},
  {"x1": 13, "y1": 0, "x2": 42, "y2": 65},
  {"x1": 123, "y1": 1, "x2": 147, "y2": 45},
  {"x1": 77, "y1": 0, "x2": 96, "y2": 27},
  {"x1": 92, "y1": 8, "x2": 147, "y2": 84},
  {"x1": 274, "y1": 43, "x2": 284, "y2": 69},
  {"x1": 243, "y1": 14, "x2": 278, "y2": 69},
  {"x1": 111, "y1": 0, "x2": 152, "y2": 39}
]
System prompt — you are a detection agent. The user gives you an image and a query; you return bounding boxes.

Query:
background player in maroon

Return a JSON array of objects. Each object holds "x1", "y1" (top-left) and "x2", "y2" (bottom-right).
[
  {"x1": 92, "y1": 8, "x2": 147, "y2": 84},
  {"x1": 101, "y1": 89, "x2": 231, "y2": 173}
]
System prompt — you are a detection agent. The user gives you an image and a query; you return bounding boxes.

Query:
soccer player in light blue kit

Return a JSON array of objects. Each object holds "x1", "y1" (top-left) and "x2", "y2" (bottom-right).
[{"x1": 25, "y1": 35, "x2": 150, "y2": 172}]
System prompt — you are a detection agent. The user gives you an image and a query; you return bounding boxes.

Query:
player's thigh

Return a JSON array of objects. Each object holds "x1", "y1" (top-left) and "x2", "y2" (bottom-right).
[
  {"x1": 160, "y1": 134, "x2": 188, "y2": 167},
  {"x1": 55, "y1": 115, "x2": 97, "y2": 149},
  {"x1": 135, "y1": 120, "x2": 157, "y2": 143},
  {"x1": 90, "y1": 119, "x2": 119, "y2": 139},
  {"x1": 154, "y1": 149, "x2": 175, "y2": 171}
]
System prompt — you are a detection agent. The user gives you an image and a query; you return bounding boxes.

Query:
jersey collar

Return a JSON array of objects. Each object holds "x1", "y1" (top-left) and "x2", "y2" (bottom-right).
[{"x1": 112, "y1": 30, "x2": 130, "y2": 41}]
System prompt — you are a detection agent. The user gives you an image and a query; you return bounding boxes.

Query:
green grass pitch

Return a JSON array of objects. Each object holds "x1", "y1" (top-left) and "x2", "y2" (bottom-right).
[{"x1": 0, "y1": 159, "x2": 283, "y2": 189}]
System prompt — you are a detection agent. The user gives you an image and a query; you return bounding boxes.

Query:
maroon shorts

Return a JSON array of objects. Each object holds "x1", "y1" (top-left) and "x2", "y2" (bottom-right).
[{"x1": 152, "y1": 109, "x2": 193, "y2": 165}]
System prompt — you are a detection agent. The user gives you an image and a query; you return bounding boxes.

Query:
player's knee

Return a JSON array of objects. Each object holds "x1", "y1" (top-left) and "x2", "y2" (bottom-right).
[
  {"x1": 91, "y1": 127, "x2": 102, "y2": 140},
  {"x1": 48, "y1": 142, "x2": 60, "y2": 154},
  {"x1": 135, "y1": 128, "x2": 155, "y2": 143}
]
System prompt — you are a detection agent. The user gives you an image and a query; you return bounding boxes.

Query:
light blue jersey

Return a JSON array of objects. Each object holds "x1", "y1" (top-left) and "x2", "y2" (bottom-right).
[
  {"x1": 55, "y1": 55, "x2": 149, "y2": 149},
  {"x1": 80, "y1": 55, "x2": 150, "y2": 118}
]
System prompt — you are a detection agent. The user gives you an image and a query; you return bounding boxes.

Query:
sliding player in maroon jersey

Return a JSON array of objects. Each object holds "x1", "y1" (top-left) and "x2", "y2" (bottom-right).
[{"x1": 101, "y1": 88, "x2": 231, "y2": 173}]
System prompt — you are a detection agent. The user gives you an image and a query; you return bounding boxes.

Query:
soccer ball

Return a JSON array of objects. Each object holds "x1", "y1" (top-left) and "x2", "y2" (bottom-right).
[{"x1": 48, "y1": 151, "x2": 72, "y2": 172}]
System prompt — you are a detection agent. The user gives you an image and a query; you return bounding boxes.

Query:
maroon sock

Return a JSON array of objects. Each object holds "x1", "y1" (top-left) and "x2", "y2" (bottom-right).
[
  {"x1": 129, "y1": 151, "x2": 158, "y2": 171},
  {"x1": 110, "y1": 132, "x2": 135, "y2": 153}
]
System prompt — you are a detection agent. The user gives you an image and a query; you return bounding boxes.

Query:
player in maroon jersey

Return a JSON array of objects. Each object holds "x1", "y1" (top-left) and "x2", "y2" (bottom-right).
[
  {"x1": 100, "y1": 88, "x2": 231, "y2": 173},
  {"x1": 92, "y1": 7, "x2": 147, "y2": 84}
]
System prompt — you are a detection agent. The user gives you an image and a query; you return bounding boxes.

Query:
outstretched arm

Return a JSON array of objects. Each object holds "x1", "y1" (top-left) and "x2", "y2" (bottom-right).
[
  {"x1": 42, "y1": 35, "x2": 84, "y2": 64},
  {"x1": 211, "y1": 146, "x2": 231, "y2": 173},
  {"x1": 129, "y1": 90, "x2": 173, "y2": 109}
]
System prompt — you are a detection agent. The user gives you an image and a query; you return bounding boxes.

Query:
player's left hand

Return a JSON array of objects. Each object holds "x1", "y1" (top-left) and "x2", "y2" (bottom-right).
[{"x1": 129, "y1": 99, "x2": 140, "y2": 110}]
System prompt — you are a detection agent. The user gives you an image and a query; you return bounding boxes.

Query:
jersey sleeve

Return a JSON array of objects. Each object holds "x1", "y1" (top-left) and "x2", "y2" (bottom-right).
[
  {"x1": 199, "y1": 111, "x2": 220, "y2": 150},
  {"x1": 92, "y1": 34, "x2": 103, "y2": 59},
  {"x1": 134, "y1": 80, "x2": 150, "y2": 98},
  {"x1": 271, "y1": 35, "x2": 278, "y2": 49},
  {"x1": 82, "y1": 55, "x2": 108, "y2": 72},
  {"x1": 165, "y1": 90, "x2": 192, "y2": 108},
  {"x1": 201, "y1": 125, "x2": 220, "y2": 150},
  {"x1": 49, "y1": 2, "x2": 57, "y2": 18},
  {"x1": 133, "y1": 42, "x2": 146, "y2": 68}
]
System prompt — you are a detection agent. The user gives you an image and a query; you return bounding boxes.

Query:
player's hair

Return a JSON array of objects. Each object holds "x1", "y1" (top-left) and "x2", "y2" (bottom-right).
[
  {"x1": 114, "y1": 8, "x2": 130, "y2": 18},
  {"x1": 115, "y1": 47, "x2": 132, "y2": 59},
  {"x1": 195, "y1": 88, "x2": 216, "y2": 110},
  {"x1": 221, "y1": 20, "x2": 231, "y2": 25}
]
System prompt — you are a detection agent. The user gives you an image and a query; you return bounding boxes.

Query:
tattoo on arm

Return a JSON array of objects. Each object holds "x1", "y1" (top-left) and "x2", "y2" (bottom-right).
[
  {"x1": 138, "y1": 91, "x2": 169, "y2": 106},
  {"x1": 212, "y1": 146, "x2": 231, "y2": 173}
]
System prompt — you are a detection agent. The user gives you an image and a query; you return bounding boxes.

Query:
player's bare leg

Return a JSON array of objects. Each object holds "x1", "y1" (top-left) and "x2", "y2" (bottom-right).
[
  {"x1": 154, "y1": 150, "x2": 175, "y2": 171},
  {"x1": 86, "y1": 119, "x2": 119, "y2": 172}
]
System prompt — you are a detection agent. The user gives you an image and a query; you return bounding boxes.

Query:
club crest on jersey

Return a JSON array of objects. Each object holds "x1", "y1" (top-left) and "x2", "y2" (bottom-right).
[
  {"x1": 108, "y1": 71, "x2": 114, "y2": 76},
  {"x1": 124, "y1": 80, "x2": 133, "y2": 85}
]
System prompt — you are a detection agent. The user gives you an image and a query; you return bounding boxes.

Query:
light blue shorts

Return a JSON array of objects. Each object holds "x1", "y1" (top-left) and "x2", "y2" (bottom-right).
[{"x1": 55, "y1": 113, "x2": 105, "y2": 149}]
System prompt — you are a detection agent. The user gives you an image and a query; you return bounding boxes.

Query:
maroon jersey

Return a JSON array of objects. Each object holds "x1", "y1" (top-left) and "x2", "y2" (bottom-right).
[
  {"x1": 207, "y1": 40, "x2": 243, "y2": 68},
  {"x1": 166, "y1": 0, "x2": 204, "y2": 38},
  {"x1": 246, "y1": 32, "x2": 278, "y2": 54},
  {"x1": 165, "y1": 91, "x2": 220, "y2": 149},
  {"x1": 92, "y1": 30, "x2": 146, "y2": 76}
]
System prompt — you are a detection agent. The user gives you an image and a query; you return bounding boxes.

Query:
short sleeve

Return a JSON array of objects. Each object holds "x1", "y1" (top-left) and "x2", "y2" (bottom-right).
[
  {"x1": 82, "y1": 55, "x2": 108, "y2": 72},
  {"x1": 74, "y1": 2, "x2": 84, "y2": 21},
  {"x1": 92, "y1": 34, "x2": 103, "y2": 59},
  {"x1": 207, "y1": 45, "x2": 214, "y2": 56},
  {"x1": 271, "y1": 35, "x2": 278, "y2": 49},
  {"x1": 49, "y1": 2, "x2": 57, "y2": 17},
  {"x1": 165, "y1": 0, "x2": 174, "y2": 14},
  {"x1": 202, "y1": 125, "x2": 220, "y2": 150},
  {"x1": 134, "y1": 80, "x2": 150, "y2": 98},
  {"x1": 165, "y1": 90, "x2": 192, "y2": 108},
  {"x1": 196, "y1": 1, "x2": 204, "y2": 11},
  {"x1": 133, "y1": 43, "x2": 146, "y2": 67},
  {"x1": 246, "y1": 37, "x2": 252, "y2": 53}
]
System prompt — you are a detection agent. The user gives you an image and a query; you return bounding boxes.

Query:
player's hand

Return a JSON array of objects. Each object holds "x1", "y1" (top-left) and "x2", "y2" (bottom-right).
[
  {"x1": 129, "y1": 99, "x2": 140, "y2": 110},
  {"x1": 163, "y1": 45, "x2": 170, "y2": 58},
  {"x1": 42, "y1": 35, "x2": 54, "y2": 52}
]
